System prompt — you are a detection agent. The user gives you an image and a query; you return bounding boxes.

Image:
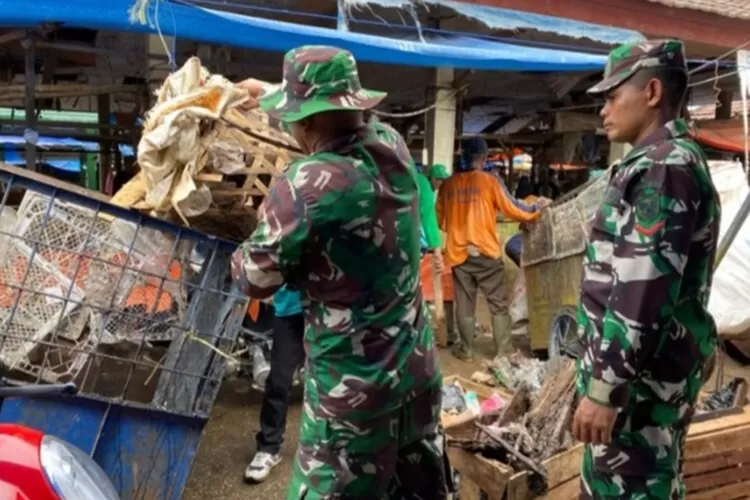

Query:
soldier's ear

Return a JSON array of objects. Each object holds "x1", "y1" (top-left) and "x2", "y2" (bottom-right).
[{"x1": 645, "y1": 78, "x2": 664, "y2": 109}]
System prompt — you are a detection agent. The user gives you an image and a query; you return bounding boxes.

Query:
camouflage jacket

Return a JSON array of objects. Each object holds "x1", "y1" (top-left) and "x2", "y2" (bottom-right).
[
  {"x1": 232, "y1": 121, "x2": 441, "y2": 420},
  {"x1": 576, "y1": 119, "x2": 721, "y2": 411}
]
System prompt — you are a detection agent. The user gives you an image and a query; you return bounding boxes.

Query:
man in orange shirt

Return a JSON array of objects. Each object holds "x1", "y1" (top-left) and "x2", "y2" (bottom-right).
[{"x1": 437, "y1": 138, "x2": 543, "y2": 361}]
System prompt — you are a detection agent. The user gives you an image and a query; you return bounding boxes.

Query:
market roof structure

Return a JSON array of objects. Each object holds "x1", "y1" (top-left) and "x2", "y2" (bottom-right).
[
  {"x1": 0, "y1": 0, "x2": 607, "y2": 72},
  {"x1": 647, "y1": 0, "x2": 750, "y2": 20}
]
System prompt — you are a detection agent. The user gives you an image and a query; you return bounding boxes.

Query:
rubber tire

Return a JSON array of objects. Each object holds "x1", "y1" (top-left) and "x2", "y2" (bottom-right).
[{"x1": 547, "y1": 305, "x2": 581, "y2": 360}]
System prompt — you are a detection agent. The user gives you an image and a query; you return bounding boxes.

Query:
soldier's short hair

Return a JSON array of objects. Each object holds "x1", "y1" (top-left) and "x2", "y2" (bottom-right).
[{"x1": 634, "y1": 66, "x2": 689, "y2": 113}]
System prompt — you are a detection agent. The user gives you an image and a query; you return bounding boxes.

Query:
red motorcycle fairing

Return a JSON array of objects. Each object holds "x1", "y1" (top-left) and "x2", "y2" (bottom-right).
[{"x1": 0, "y1": 424, "x2": 58, "y2": 500}]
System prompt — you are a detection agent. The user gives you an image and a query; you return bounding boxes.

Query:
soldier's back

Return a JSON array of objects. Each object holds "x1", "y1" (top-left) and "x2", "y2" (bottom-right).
[{"x1": 286, "y1": 120, "x2": 441, "y2": 421}]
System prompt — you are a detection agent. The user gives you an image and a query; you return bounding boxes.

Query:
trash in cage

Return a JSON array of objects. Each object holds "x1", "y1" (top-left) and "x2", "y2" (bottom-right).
[
  {"x1": 0, "y1": 190, "x2": 195, "y2": 383},
  {"x1": 0, "y1": 163, "x2": 247, "y2": 499}
]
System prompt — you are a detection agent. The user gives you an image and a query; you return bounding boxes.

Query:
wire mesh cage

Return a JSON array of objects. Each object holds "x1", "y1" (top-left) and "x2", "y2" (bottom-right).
[{"x1": 0, "y1": 165, "x2": 247, "y2": 499}]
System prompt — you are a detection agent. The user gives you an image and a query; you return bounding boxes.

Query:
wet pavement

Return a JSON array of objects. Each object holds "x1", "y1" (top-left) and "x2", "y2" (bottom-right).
[{"x1": 182, "y1": 338, "x2": 495, "y2": 500}]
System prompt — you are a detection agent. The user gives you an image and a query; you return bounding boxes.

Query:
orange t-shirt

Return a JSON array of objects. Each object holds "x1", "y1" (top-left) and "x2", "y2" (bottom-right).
[{"x1": 436, "y1": 171, "x2": 540, "y2": 268}]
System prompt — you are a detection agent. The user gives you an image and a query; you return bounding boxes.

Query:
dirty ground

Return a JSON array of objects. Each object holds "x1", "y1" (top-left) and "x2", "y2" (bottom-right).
[{"x1": 182, "y1": 277, "x2": 750, "y2": 500}]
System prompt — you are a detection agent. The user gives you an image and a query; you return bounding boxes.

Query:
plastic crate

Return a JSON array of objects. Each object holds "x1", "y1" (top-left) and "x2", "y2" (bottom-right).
[{"x1": 0, "y1": 165, "x2": 247, "y2": 499}]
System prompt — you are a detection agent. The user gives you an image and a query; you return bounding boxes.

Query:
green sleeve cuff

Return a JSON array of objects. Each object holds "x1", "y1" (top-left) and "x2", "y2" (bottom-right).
[{"x1": 587, "y1": 378, "x2": 630, "y2": 409}]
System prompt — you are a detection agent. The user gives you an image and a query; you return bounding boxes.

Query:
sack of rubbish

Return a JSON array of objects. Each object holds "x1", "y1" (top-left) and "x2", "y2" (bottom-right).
[{"x1": 110, "y1": 57, "x2": 300, "y2": 242}]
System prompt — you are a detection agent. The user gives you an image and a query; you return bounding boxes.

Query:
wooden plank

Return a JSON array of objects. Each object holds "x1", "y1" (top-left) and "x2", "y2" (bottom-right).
[
  {"x1": 505, "y1": 471, "x2": 530, "y2": 500},
  {"x1": 733, "y1": 380, "x2": 749, "y2": 407},
  {"x1": 538, "y1": 476, "x2": 579, "y2": 500},
  {"x1": 544, "y1": 444, "x2": 584, "y2": 488},
  {"x1": 687, "y1": 408, "x2": 750, "y2": 437},
  {"x1": 689, "y1": 478, "x2": 750, "y2": 500},
  {"x1": 0, "y1": 162, "x2": 111, "y2": 204},
  {"x1": 447, "y1": 447, "x2": 512, "y2": 500},
  {"x1": 691, "y1": 407, "x2": 745, "y2": 425},
  {"x1": 459, "y1": 477, "x2": 484, "y2": 500},
  {"x1": 497, "y1": 383, "x2": 530, "y2": 427},
  {"x1": 506, "y1": 444, "x2": 584, "y2": 499},
  {"x1": 685, "y1": 424, "x2": 750, "y2": 459},
  {"x1": 685, "y1": 447, "x2": 750, "y2": 477},
  {"x1": 686, "y1": 463, "x2": 750, "y2": 493}
]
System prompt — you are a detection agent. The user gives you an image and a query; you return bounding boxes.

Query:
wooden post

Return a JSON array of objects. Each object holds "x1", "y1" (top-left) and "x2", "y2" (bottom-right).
[
  {"x1": 716, "y1": 90, "x2": 734, "y2": 120},
  {"x1": 22, "y1": 33, "x2": 37, "y2": 172},
  {"x1": 97, "y1": 94, "x2": 111, "y2": 193}
]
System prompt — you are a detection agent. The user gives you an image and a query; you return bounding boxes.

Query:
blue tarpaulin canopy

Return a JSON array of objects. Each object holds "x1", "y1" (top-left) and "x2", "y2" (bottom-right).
[
  {"x1": 0, "y1": 135, "x2": 135, "y2": 172},
  {"x1": 0, "y1": 0, "x2": 606, "y2": 71}
]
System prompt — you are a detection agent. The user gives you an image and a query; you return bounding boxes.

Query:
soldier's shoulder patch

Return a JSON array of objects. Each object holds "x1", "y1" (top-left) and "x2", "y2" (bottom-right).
[
  {"x1": 603, "y1": 186, "x2": 622, "y2": 206},
  {"x1": 632, "y1": 182, "x2": 664, "y2": 236}
]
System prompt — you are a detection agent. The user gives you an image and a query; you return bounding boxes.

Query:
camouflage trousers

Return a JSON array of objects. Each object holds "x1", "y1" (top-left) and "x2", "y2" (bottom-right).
[
  {"x1": 579, "y1": 414, "x2": 689, "y2": 499},
  {"x1": 287, "y1": 385, "x2": 452, "y2": 499}
]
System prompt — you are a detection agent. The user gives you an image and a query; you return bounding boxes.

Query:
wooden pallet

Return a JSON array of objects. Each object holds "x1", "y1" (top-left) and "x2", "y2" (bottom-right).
[
  {"x1": 449, "y1": 403, "x2": 750, "y2": 499},
  {"x1": 442, "y1": 375, "x2": 513, "y2": 436},
  {"x1": 505, "y1": 444, "x2": 584, "y2": 500},
  {"x1": 684, "y1": 406, "x2": 750, "y2": 499},
  {"x1": 111, "y1": 103, "x2": 299, "y2": 242},
  {"x1": 444, "y1": 368, "x2": 579, "y2": 500}
]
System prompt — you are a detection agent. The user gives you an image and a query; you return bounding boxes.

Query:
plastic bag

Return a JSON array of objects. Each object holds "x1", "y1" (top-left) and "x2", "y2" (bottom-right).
[
  {"x1": 707, "y1": 161, "x2": 750, "y2": 336},
  {"x1": 509, "y1": 269, "x2": 528, "y2": 324}
]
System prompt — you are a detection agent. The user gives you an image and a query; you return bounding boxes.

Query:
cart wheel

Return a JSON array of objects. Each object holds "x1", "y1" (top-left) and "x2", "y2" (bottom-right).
[{"x1": 547, "y1": 305, "x2": 582, "y2": 359}]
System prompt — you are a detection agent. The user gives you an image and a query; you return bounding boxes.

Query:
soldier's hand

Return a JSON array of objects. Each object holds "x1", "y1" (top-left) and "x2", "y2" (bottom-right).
[
  {"x1": 572, "y1": 396, "x2": 618, "y2": 445},
  {"x1": 235, "y1": 78, "x2": 273, "y2": 110}
]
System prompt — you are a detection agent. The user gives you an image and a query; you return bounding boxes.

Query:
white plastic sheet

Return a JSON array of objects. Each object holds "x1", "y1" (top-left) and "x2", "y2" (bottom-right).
[{"x1": 708, "y1": 161, "x2": 750, "y2": 336}]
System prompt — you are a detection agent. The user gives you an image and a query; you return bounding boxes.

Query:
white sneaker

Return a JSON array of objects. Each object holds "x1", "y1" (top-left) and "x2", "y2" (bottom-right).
[{"x1": 244, "y1": 451, "x2": 282, "y2": 483}]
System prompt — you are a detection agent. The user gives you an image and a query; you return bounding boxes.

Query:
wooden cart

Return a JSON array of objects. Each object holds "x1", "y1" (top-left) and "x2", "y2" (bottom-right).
[
  {"x1": 520, "y1": 176, "x2": 608, "y2": 356},
  {"x1": 443, "y1": 374, "x2": 582, "y2": 499}
]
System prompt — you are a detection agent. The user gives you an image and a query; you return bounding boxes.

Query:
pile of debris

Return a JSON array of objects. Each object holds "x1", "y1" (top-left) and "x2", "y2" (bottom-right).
[
  {"x1": 110, "y1": 57, "x2": 299, "y2": 242},
  {"x1": 697, "y1": 377, "x2": 748, "y2": 413},
  {"x1": 451, "y1": 357, "x2": 578, "y2": 493},
  {"x1": 470, "y1": 352, "x2": 548, "y2": 394}
]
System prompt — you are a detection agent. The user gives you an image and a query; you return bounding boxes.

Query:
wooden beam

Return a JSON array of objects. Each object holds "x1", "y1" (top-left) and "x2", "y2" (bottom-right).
[
  {"x1": 0, "y1": 84, "x2": 144, "y2": 101},
  {"x1": 0, "y1": 30, "x2": 25, "y2": 47},
  {"x1": 97, "y1": 94, "x2": 112, "y2": 193},
  {"x1": 22, "y1": 33, "x2": 37, "y2": 172},
  {"x1": 459, "y1": 0, "x2": 750, "y2": 49}
]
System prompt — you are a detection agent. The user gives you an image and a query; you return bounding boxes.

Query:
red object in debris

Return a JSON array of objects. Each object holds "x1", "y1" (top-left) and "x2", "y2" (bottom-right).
[{"x1": 0, "y1": 425, "x2": 57, "y2": 500}]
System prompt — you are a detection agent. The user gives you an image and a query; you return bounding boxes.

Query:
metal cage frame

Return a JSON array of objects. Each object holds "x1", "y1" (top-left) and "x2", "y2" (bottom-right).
[{"x1": 0, "y1": 165, "x2": 247, "y2": 499}]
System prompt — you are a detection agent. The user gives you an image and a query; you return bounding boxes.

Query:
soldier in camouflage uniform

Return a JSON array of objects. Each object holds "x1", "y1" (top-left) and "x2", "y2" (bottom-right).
[
  {"x1": 231, "y1": 46, "x2": 451, "y2": 499},
  {"x1": 572, "y1": 40, "x2": 721, "y2": 499}
]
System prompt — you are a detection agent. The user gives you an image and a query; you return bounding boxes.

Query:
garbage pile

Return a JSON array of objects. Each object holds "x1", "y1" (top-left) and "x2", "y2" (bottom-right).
[
  {"x1": 110, "y1": 57, "x2": 299, "y2": 242},
  {"x1": 469, "y1": 352, "x2": 548, "y2": 394},
  {"x1": 441, "y1": 378, "x2": 508, "y2": 432},
  {"x1": 697, "y1": 377, "x2": 748, "y2": 413},
  {"x1": 449, "y1": 357, "x2": 578, "y2": 494}
]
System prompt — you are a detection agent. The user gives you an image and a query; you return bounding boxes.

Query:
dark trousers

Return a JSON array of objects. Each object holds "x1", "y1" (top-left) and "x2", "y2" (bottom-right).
[
  {"x1": 255, "y1": 313, "x2": 305, "y2": 455},
  {"x1": 452, "y1": 255, "x2": 507, "y2": 318},
  {"x1": 505, "y1": 233, "x2": 522, "y2": 267}
]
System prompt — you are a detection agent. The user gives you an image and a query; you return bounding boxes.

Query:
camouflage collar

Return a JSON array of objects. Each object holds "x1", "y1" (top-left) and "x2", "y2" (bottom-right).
[
  {"x1": 313, "y1": 125, "x2": 369, "y2": 154},
  {"x1": 622, "y1": 118, "x2": 689, "y2": 164}
]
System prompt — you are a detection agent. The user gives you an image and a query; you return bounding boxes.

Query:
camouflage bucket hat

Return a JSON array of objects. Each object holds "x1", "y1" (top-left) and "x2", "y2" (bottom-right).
[
  {"x1": 587, "y1": 39, "x2": 687, "y2": 96},
  {"x1": 428, "y1": 164, "x2": 450, "y2": 181},
  {"x1": 259, "y1": 45, "x2": 387, "y2": 123}
]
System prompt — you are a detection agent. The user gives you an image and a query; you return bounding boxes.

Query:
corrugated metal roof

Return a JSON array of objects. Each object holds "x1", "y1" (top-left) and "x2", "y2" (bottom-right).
[{"x1": 647, "y1": 0, "x2": 750, "y2": 20}]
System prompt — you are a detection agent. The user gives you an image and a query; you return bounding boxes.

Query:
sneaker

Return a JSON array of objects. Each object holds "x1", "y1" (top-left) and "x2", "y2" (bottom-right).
[{"x1": 244, "y1": 451, "x2": 282, "y2": 483}]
